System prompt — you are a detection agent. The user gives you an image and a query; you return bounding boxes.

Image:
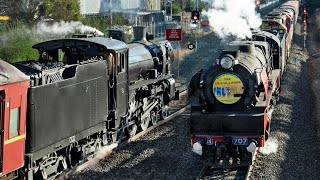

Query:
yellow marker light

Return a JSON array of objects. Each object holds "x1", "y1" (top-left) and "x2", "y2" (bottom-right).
[{"x1": 0, "y1": 16, "x2": 10, "y2": 21}]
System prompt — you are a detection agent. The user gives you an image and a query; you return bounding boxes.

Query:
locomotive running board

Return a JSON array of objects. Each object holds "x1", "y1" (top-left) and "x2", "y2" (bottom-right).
[{"x1": 256, "y1": 69, "x2": 280, "y2": 107}]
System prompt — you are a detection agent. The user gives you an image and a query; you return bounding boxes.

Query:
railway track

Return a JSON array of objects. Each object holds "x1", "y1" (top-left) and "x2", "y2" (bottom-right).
[
  {"x1": 61, "y1": 90, "x2": 190, "y2": 179},
  {"x1": 196, "y1": 151, "x2": 257, "y2": 180}
]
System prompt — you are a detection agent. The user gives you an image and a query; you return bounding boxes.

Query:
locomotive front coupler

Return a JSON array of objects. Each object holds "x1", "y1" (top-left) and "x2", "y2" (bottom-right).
[{"x1": 202, "y1": 140, "x2": 256, "y2": 169}]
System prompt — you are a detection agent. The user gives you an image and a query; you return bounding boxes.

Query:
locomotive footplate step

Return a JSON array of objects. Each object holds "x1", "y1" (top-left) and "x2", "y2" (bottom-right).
[{"x1": 203, "y1": 154, "x2": 253, "y2": 170}]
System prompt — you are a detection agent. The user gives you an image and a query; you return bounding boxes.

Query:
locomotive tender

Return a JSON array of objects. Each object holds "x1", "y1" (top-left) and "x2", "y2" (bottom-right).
[
  {"x1": 188, "y1": 1, "x2": 299, "y2": 168},
  {"x1": 0, "y1": 27, "x2": 177, "y2": 179}
]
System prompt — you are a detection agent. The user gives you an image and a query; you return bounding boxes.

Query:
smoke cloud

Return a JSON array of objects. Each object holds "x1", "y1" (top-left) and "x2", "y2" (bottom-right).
[
  {"x1": 202, "y1": 0, "x2": 262, "y2": 39},
  {"x1": 35, "y1": 21, "x2": 104, "y2": 36},
  {"x1": 259, "y1": 137, "x2": 279, "y2": 155}
]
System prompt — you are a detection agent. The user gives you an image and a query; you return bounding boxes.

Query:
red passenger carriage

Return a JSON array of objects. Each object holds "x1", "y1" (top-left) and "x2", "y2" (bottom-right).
[{"x1": 0, "y1": 60, "x2": 29, "y2": 178}]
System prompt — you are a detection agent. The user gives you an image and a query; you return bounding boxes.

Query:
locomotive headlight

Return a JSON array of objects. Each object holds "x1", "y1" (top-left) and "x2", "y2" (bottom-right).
[{"x1": 220, "y1": 56, "x2": 234, "y2": 69}]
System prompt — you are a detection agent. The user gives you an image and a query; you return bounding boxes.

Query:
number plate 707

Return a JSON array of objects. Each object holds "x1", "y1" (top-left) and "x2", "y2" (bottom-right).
[{"x1": 232, "y1": 138, "x2": 248, "y2": 145}]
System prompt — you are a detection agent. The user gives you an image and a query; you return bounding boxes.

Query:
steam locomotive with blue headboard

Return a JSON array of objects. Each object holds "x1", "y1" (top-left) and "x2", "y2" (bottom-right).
[{"x1": 188, "y1": 0, "x2": 299, "y2": 168}]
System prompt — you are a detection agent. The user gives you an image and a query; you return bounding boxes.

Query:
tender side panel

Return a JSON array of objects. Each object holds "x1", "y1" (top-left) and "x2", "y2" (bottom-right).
[{"x1": 26, "y1": 61, "x2": 108, "y2": 153}]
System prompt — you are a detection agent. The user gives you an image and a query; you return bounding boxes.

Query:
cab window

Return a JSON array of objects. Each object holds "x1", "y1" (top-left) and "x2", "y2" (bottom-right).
[
  {"x1": 121, "y1": 53, "x2": 126, "y2": 71},
  {"x1": 116, "y1": 53, "x2": 121, "y2": 73},
  {"x1": 116, "y1": 52, "x2": 127, "y2": 74}
]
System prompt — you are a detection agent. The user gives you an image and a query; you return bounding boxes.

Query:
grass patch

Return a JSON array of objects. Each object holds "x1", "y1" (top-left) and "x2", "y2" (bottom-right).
[
  {"x1": 0, "y1": 34, "x2": 39, "y2": 62},
  {"x1": 0, "y1": 15, "x2": 131, "y2": 63},
  {"x1": 0, "y1": 22, "x2": 41, "y2": 63}
]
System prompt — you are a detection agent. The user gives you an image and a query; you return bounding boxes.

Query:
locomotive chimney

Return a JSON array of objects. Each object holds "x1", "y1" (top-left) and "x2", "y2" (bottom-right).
[{"x1": 133, "y1": 26, "x2": 147, "y2": 42}]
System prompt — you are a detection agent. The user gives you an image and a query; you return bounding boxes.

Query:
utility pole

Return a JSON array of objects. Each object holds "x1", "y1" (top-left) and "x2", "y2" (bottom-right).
[
  {"x1": 182, "y1": 0, "x2": 185, "y2": 28},
  {"x1": 196, "y1": 0, "x2": 199, "y2": 11},
  {"x1": 171, "y1": 0, "x2": 172, "y2": 21},
  {"x1": 109, "y1": 0, "x2": 113, "y2": 27}
]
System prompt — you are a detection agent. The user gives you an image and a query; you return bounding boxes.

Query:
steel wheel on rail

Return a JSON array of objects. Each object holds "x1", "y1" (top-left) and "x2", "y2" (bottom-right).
[
  {"x1": 140, "y1": 114, "x2": 150, "y2": 131},
  {"x1": 150, "y1": 110, "x2": 158, "y2": 125},
  {"x1": 160, "y1": 105, "x2": 169, "y2": 120},
  {"x1": 127, "y1": 123, "x2": 138, "y2": 137}
]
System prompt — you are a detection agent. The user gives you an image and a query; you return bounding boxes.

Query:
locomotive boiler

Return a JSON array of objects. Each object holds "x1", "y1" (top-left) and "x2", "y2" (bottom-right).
[{"x1": 0, "y1": 27, "x2": 177, "y2": 179}]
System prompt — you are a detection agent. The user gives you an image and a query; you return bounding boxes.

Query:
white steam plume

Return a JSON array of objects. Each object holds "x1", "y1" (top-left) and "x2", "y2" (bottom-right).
[
  {"x1": 202, "y1": 0, "x2": 262, "y2": 39},
  {"x1": 35, "y1": 21, "x2": 104, "y2": 36},
  {"x1": 259, "y1": 137, "x2": 279, "y2": 155}
]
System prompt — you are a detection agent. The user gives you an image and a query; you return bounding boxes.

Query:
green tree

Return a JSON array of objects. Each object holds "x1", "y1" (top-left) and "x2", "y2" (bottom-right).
[
  {"x1": 171, "y1": 0, "x2": 210, "y2": 12},
  {"x1": 183, "y1": 0, "x2": 194, "y2": 12},
  {"x1": 165, "y1": 2, "x2": 182, "y2": 14},
  {"x1": 38, "y1": 0, "x2": 81, "y2": 21},
  {"x1": 198, "y1": 1, "x2": 210, "y2": 12},
  {"x1": 80, "y1": 13, "x2": 129, "y2": 33},
  {"x1": 3, "y1": 0, "x2": 40, "y2": 25}
]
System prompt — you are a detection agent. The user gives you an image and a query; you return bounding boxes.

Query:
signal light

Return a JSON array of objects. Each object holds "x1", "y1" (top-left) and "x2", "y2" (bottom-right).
[
  {"x1": 303, "y1": 7, "x2": 307, "y2": 14},
  {"x1": 191, "y1": 11, "x2": 200, "y2": 21}
]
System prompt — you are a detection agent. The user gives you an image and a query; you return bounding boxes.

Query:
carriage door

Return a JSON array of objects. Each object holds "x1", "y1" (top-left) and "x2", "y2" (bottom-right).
[
  {"x1": 115, "y1": 51, "x2": 128, "y2": 118},
  {"x1": 0, "y1": 91, "x2": 4, "y2": 172}
]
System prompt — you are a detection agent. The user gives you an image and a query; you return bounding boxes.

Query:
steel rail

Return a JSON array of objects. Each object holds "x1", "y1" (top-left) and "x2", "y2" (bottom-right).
[{"x1": 196, "y1": 150, "x2": 257, "y2": 180}]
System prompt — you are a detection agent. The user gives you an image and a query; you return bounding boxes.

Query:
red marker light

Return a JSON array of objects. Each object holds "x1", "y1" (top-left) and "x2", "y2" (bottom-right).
[{"x1": 193, "y1": 16, "x2": 198, "y2": 20}]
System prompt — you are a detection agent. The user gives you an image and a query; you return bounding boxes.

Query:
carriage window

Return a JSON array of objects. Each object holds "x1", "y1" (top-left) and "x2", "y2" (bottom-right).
[{"x1": 9, "y1": 107, "x2": 20, "y2": 138}]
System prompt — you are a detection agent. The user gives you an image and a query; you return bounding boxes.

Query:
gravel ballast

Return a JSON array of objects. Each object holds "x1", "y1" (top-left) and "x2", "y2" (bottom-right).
[{"x1": 250, "y1": 14, "x2": 320, "y2": 180}]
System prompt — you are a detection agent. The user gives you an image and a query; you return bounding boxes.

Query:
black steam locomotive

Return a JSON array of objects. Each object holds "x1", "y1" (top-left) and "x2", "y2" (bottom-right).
[
  {"x1": 4, "y1": 27, "x2": 177, "y2": 179},
  {"x1": 188, "y1": 0, "x2": 299, "y2": 169},
  {"x1": 188, "y1": 31, "x2": 282, "y2": 168}
]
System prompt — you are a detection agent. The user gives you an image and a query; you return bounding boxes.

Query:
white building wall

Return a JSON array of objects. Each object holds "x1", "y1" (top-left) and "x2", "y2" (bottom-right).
[
  {"x1": 80, "y1": 0, "x2": 102, "y2": 15},
  {"x1": 120, "y1": 0, "x2": 143, "y2": 9},
  {"x1": 80, "y1": 0, "x2": 161, "y2": 15}
]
